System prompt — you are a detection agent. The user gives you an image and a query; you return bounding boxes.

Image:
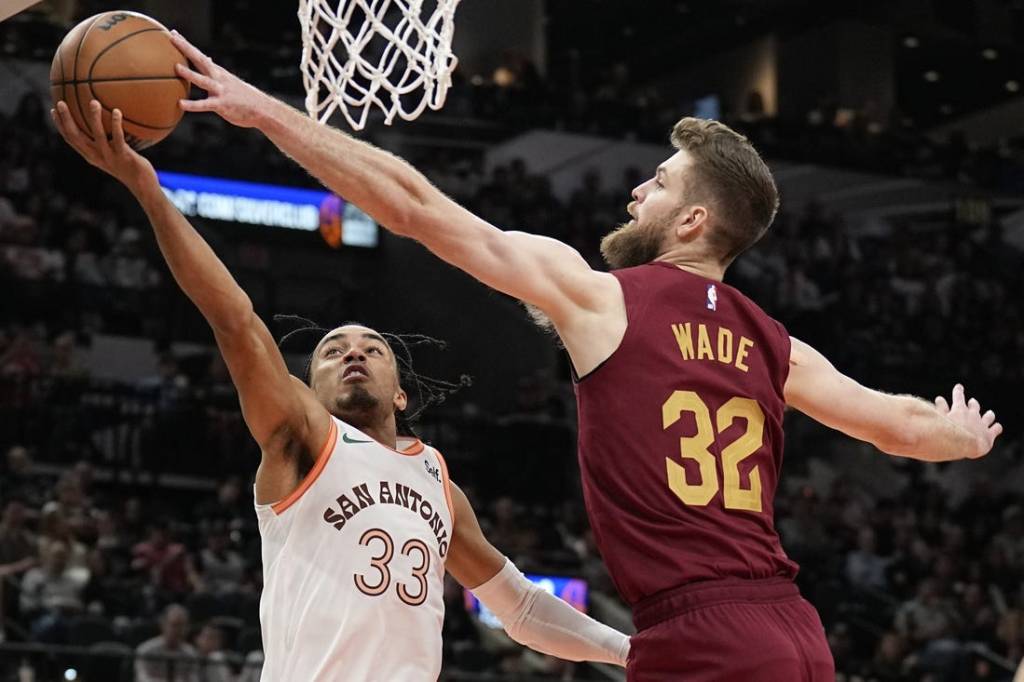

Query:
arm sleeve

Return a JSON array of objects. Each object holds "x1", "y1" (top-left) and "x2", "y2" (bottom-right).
[{"x1": 470, "y1": 559, "x2": 630, "y2": 667}]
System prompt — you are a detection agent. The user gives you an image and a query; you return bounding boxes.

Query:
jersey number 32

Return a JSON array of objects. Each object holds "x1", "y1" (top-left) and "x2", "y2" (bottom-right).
[{"x1": 663, "y1": 390, "x2": 765, "y2": 513}]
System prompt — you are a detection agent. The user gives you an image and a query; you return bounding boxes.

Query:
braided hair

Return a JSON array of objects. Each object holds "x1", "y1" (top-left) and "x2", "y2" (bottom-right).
[{"x1": 274, "y1": 315, "x2": 471, "y2": 437}]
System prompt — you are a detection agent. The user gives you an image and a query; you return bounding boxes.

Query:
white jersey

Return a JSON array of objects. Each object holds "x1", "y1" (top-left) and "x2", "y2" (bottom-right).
[{"x1": 256, "y1": 417, "x2": 455, "y2": 682}]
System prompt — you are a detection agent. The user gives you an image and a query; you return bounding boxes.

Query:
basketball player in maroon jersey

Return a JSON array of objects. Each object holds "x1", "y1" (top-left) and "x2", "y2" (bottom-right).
[{"x1": 169, "y1": 35, "x2": 1003, "y2": 681}]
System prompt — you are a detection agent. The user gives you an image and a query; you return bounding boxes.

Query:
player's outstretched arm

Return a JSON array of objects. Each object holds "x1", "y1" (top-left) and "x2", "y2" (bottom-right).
[
  {"x1": 784, "y1": 337, "x2": 1002, "y2": 461},
  {"x1": 168, "y1": 32, "x2": 615, "y2": 329},
  {"x1": 52, "y1": 102, "x2": 331, "y2": 487},
  {"x1": 445, "y1": 483, "x2": 630, "y2": 667}
]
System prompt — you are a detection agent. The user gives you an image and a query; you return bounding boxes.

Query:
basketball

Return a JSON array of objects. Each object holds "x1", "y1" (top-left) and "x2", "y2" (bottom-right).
[{"x1": 49, "y1": 11, "x2": 190, "y2": 150}]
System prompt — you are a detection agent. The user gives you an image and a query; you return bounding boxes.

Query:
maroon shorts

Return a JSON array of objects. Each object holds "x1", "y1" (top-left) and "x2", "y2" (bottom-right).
[{"x1": 627, "y1": 577, "x2": 834, "y2": 682}]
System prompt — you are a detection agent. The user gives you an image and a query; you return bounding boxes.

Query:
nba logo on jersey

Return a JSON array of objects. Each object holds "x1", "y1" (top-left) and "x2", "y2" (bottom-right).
[{"x1": 706, "y1": 283, "x2": 718, "y2": 311}]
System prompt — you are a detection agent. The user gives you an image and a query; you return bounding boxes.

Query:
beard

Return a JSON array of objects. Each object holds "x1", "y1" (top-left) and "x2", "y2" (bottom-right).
[
  {"x1": 334, "y1": 385, "x2": 381, "y2": 428},
  {"x1": 599, "y1": 216, "x2": 669, "y2": 269}
]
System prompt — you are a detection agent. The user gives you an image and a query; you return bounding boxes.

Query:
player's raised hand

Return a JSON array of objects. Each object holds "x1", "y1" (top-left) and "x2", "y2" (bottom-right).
[
  {"x1": 51, "y1": 100, "x2": 157, "y2": 194},
  {"x1": 170, "y1": 30, "x2": 268, "y2": 128},
  {"x1": 935, "y1": 384, "x2": 1002, "y2": 459}
]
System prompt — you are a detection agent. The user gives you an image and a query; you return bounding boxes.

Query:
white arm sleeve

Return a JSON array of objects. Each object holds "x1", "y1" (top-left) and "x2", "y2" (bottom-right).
[{"x1": 470, "y1": 559, "x2": 630, "y2": 667}]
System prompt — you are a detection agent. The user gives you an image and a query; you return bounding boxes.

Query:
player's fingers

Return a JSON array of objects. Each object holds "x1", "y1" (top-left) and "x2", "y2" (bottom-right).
[
  {"x1": 174, "y1": 62, "x2": 221, "y2": 95},
  {"x1": 935, "y1": 396, "x2": 949, "y2": 413},
  {"x1": 169, "y1": 30, "x2": 214, "y2": 71},
  {"x1": 88, "y1": 100, "x2": 112, "y2": 156},
  {"x1": 52, "y1": 105, "x2": 101, "y2": 166},
  {"x1": 53, "y1": 101, "x2": 83, "y2": 140},
  {"x1": 53, "y1": 102, "x2": 95, "y2": 157},
  {"x1": 968, "y1": 397, "x2": 981, "y2": 413},
  {"x1": 51, "y1": 105, "x2": 72, "y2": 140},
  {"x1": 57, "y1": 100, "x2": 97, "y2": 141},
  {"x1": 982, "y1": 410, "x2": 996, "y2": 426},
  {"x1": 952, "y1": 383, "x2": 966, "y2": 407},
  {"x1": 990, "y1": 422, "x2": 1003, "y2": 439},
  {"x1": 110, "y1": 109, "x2": 128, "y2": 152},
  {"x1": 178, "y1": 97, "x2": 217, "y2": 113},
  {"x1": 50, "y1": 107, "x2": 77, "y2": 150}
]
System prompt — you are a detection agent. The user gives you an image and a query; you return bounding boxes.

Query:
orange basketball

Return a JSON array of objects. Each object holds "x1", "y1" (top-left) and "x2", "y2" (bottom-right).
[{"x1": 50, "y1": 11, "x2": 190, "y2": 150}]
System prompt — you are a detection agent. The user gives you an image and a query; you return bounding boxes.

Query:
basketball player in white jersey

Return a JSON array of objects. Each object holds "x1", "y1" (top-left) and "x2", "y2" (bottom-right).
[{"x1": 52, "y1": 101, "x2": 630, "y2": 681}]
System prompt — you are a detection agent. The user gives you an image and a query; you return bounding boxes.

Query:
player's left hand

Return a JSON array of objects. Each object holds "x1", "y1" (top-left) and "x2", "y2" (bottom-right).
[
  {"x1": 170, "y1": 30, "x2": 269, "y2": 128},
  {"x1": 935, "y1": 383, "x2": 1002, "y2": 459},
  {"x1": 51, "y1": 99, "x2": 158, "y2": 194}
]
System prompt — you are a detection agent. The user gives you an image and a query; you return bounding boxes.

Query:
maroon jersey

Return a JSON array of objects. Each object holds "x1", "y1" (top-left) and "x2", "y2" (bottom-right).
[{"x1": 575, "y1": 262, "x2": 798, "y2": 606}]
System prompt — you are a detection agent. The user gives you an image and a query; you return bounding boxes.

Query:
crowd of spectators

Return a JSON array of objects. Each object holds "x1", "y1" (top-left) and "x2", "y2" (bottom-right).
[
  {"x1": 0, "y1": 440, "x2": 269, "y2": 681},
  {"x1": 777, "y1": 474, "x2": 1024, "y2": 681},
  {"x1": 7, "y1": 1, "x2": 1024, "y2": 194},
  {"x1": 2, "y1": 11, "x2": 1024, "y2": 676}
]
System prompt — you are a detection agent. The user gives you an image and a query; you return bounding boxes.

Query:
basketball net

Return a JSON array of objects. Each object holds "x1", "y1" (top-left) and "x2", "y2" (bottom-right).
[{"x1": 298, "y1": 0, "x2": 461, "y2": 131}]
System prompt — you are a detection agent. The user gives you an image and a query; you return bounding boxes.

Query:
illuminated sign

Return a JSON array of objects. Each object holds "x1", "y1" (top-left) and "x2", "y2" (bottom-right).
[
  {"x1": 463, "y1": 574, "x2": 588, "y2": 629},
  {"x1": 157, "y1": 171, "x2": 378, "y2": 248}
]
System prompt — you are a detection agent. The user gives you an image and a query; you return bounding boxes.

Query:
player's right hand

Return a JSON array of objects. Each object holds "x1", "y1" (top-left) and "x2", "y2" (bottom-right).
[
  {"x1": 170, "y1": 30, "x2": 268, "y2": 129},
  {"x1": 935, "y1": 384, "x2": 1003, "y2": 459},
  {"x1": 51, "y1": 100, "x2": 157, "y2": 194}
]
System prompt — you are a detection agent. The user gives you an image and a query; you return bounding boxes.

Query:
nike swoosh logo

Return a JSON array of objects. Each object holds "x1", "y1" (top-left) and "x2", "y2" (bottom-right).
[{"x1": 342, "y1": 433, "x2": 373, "y2": 445}]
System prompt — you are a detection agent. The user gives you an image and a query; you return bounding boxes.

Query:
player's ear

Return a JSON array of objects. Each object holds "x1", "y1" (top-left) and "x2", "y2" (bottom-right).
[
  {"x1": 675, "y1": 204, "x2": 708, "y2": 239},
  {"x1": 394, "y1": 387, "x2": 408, "y2": 411}
]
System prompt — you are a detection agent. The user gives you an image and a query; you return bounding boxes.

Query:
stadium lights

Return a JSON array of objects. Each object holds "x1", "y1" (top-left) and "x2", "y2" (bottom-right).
[
  {"x1": 1006, "y1": 80, "x2": 1020, "y2": 93},
  {"x1": 902, "y1": 36, "x2": 920, "y2": 48},
  {"x1": 923, "y1": 70, "x2": 940, "y2": 82},
  {"x1": 982, "y1": 48, "x2": 999, "y2": 60}
]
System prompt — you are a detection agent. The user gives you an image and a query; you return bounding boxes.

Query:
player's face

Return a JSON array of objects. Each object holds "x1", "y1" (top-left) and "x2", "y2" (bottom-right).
[
  {"x1": 600, "y1": 151, "x2": 693, "y2": 269},
  {"x1": 309, "y1": 326, "x2": 407, "y2": 430}
]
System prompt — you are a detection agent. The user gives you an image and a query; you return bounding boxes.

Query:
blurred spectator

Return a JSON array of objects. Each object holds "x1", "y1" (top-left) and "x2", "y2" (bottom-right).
[
  {"x1": 997, "y1": 599, "x2": 1024, "y2": 663},
  {"x1": 960, "y1": 583, "x2": 997, "y2": 643},
  {"x1": 41, "y1": 471, "x2": 93, "y2": 536},
  {"x1": 135, "y1": 604, "x2": 199, "y2": 682},
  {"x1": 105, "y1": 228, "x2": 160, "y2": 290},
  {"x1": 0, "y1": 195, "x2": 33, "y2": 239},
  {"x1": 992, "y1": 506, "x2": 1024, "y2": 571},
  {"x1": 132, "y1": 522, "x2": 192, "y2": 597},
  {"x1": 194, "y1": 621, "x2": 236, "y2": 682},
  {"x1": 195, "y1": 523, "x2": 244, "y2": 595},
  {"x1": 845, "y1": 527, "x2": 889, "y2": 591},
  {"x1": 0, "y1": 325, "x2": 44, "y2": 377},
  {"x1": 139, "y1": 353, "x2": 190, "y2": 410},
  {"x1": 777, "y1": 488, "x2": 832, "y2": 569},
  {"x1": 19, "y1": 540, "x2": 88, "y2": 640},
  {"x1": 0, "y1": 499, "x2": 37, "y2": 640},
  {"x1": 869, "y1": 631, "x2": 910, "y2": 682},
  {"x1": 2, "y1": 445, "x2": 46, "y2": 505},
  {"x1": 50, "y1": 331, "x2": 88, "y2": 380},
  {"x1": 37, "y1": 507, "x2": 89, "y2": 571},
  {"x1": 894, "y1": 579, "x2": 959, "y2": 644},
  {"x1": 0, "y1": 500, "x2": 36, "y2": 571},
  {"x1": 195, "y1": 477, "x2": 246, "y2": 526}
]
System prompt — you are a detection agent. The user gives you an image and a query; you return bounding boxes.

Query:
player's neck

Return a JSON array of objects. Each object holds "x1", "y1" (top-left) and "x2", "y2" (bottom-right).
[
  {"x1": 361, "y1": 421, "x2": 400, "y2": 449},
  {"x1": 653, "y1": 252, "x2": 725, "y2": 281}
]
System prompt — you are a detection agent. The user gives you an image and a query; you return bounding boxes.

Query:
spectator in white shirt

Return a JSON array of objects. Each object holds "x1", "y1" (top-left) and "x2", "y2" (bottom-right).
[{"x1": 20, "y1": 540, "x2": 88, "y2": 640}]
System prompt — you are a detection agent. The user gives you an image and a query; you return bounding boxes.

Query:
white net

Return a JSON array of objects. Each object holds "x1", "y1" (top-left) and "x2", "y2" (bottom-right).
[{"x1": 298, "y1": 0, "x2": 462, "y2": 131}]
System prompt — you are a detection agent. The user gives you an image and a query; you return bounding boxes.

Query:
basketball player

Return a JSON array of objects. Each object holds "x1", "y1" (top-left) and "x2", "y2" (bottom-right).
[
  {"x1": 168, "y1": 35, "x2": 1003, "y2": 681},
  {"x1": 51, "y1": 101, "x2": 630, "y2": 681}
]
